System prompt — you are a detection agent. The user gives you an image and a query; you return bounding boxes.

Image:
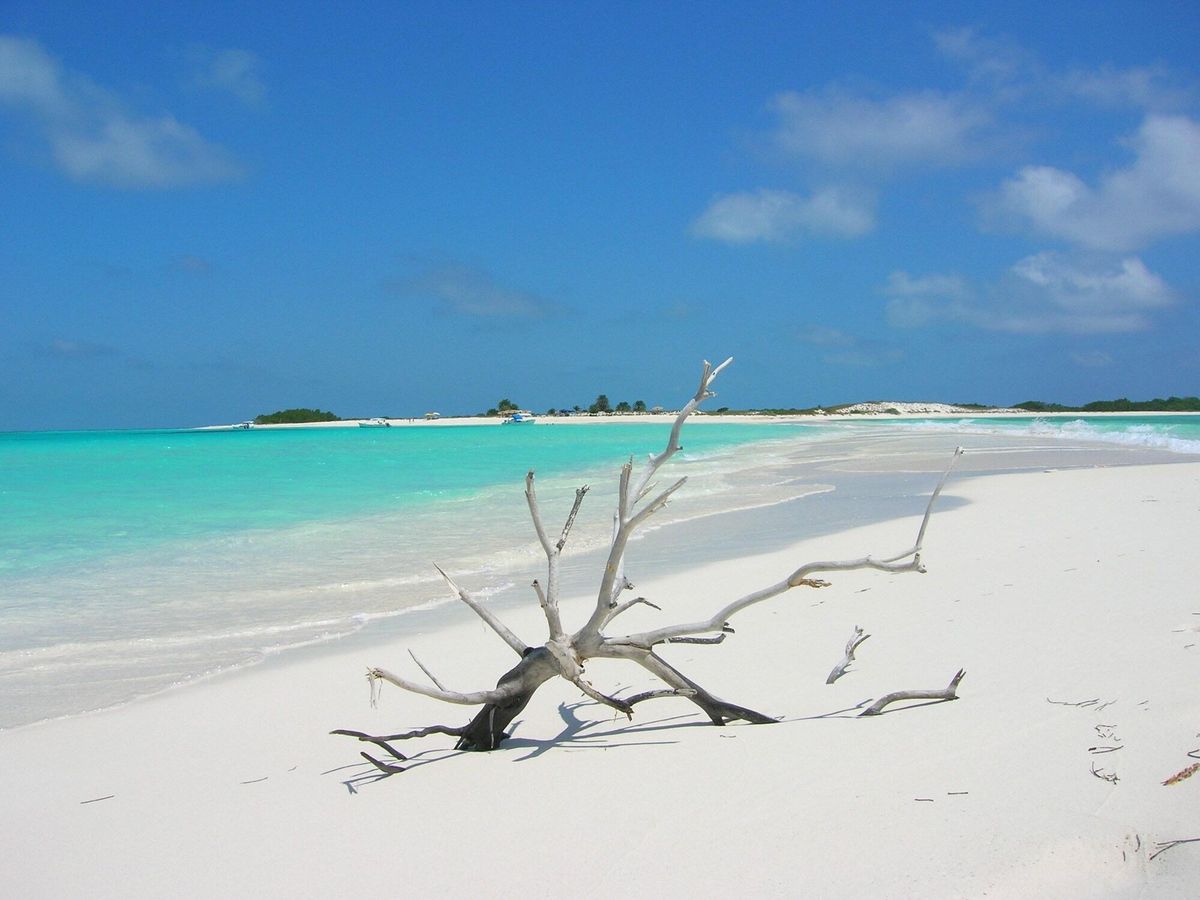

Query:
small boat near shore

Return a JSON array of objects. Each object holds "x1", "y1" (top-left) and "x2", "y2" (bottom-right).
[
  {"x1": 358, "y1": 418, "x2": 391, "y2": 428},
  {"x1": 502, "y1": 411, "x2": 537, "y2": 424}
]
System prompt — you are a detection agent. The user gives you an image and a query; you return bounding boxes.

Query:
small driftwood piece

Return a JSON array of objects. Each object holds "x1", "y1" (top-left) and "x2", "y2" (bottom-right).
[
  {"x1": 1163, "y1": 762, "x2": 1200, "y2": 786},
  {"x1": 858, "y1": 669, "x2": 965, "y2": 716},
  {"x1": 335, "y1": 358, "x2": 964, "y2": 765},
  {"x1": 826, "y1": 625, "x2": 870, "y2": 684},
  {"x1": 1090, "y1": 762, "x2": 1119, "y2": 784},
  {"x1": 1150, "y1": 837, "x2": 1200, "y2": 860}
]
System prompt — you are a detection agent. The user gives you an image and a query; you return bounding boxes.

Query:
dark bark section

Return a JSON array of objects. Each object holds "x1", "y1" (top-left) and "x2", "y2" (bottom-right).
[
  {"x1": 451, "y1": 647, "x2": 556, "y2": 750},
  {"x1": 647, "y1": 651, "x2": 779, "y2": 725},
  {"x1": 342, "y1": 649, "x2": 556, "y2": 755},
  {"x1": 453, "y1": 687, "x2": 538, "y2": 750}
]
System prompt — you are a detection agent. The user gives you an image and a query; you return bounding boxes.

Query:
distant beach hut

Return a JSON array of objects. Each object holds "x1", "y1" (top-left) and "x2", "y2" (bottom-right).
[{"x1": 424, "y1": 411, "x2": 441, "y2": 420}]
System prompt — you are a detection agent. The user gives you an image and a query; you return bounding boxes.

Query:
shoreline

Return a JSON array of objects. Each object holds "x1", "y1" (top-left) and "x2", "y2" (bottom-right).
[
  {"x1": 5, "y1": 425, "x2": 1198, "y2": 733},
  {"x1": 3, "y1": 460, "x2": 1198, "y2": 896},
  {"x1": 198, "y1": 409, "x2": 1200, "y2": 431}
]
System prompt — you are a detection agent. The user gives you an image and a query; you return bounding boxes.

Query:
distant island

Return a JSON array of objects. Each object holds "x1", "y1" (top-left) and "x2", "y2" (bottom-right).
[
  {"x1": 241, "y1": 395, "x2": 1200, "y2": 426},
  {"x1": 1013, "y1": 397, "x2": 1200, "y2": 413},
  {"x1": 254, "y1": 408, "x2": 341, "y2": 425}
]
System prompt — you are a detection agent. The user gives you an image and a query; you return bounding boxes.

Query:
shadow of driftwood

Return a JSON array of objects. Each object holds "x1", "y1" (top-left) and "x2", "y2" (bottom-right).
[
  {"x1": 788, "y1": 695, "x2": 959, "y2": 722},
  {"x1": 328, "y1": 696, "x2": 741, "y2": 791}
]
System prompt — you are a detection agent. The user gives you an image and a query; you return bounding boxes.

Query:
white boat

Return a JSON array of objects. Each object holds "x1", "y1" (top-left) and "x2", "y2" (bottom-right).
[
  {"x1": 359, "y1": 418, "x2": 391, "y2": 428},
  {"x1": 501, "y1": 411, "x2": 537, "y2": 424}
]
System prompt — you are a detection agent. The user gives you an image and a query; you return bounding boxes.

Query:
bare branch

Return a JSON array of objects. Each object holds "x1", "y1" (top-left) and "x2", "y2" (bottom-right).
[
  {"x1": 1150, "y1": 837, "x2": 1200, "y2": 861},
  {"x1": 361, "y1": 753, "x2": 406, "y2": 775},
  {"x1": 337, "y1": 359, "x2": 964, "y2": 763},
  {"x1": 369, "y1": 666, "x2": 522, "y2": 706},
  {"x1": 571, "y1": 677, "x2": 633, "y2": 717},
  {"x1": 530, "y1": 578, "x2": 565, "y2": 642},
  {"x1": 858, "y1": 669, "x2": 965, "y2": 716},
  {"x1": 524, "y1": 470, "x2": 554, "y2": 556},
  {"x1": 602, "y1": 595, "x2": 661, "y2": 627},
  {"x1": 434, "y1": 564, "x2": 528, "y2": 656},
  {"x1": 629, "y1": 477, "x2": 688, "y2": 529},
  {"x1": 524, "y1": 472, "x2": 585, "y2": 641},
  {"x1": 879, "y1": 446, "x2": 963, "y2": 562},
  {"x1": 624, "y1": 688, "x2": 698, "y2": 706},
  {"x1": 331, "y1": 725, "x2": 466, "y2": 742},
  {"x1": 826, "y1": 625, "x2": 870, "y2": 684},
  {"x1": 329, "y1": 729, "x2": 409, "y2": 761},
  {"x1": 558, "y1": 485, "x2": 589, "y2": 550},
  {"x1": 631, "y1": 357, "x2": 731, "y2": 502},
  {"x1": 622, "y1": 450, "x2": 960, "y2": 647},
  {"x1": 408, "y1": 649, "x2": 446, "y2": 691}
]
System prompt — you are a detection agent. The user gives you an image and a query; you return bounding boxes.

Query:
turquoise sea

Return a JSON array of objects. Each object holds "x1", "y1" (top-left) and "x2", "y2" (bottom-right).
[{"x1": 2, "y1": 413, "x2": 1198, "y2": 730}]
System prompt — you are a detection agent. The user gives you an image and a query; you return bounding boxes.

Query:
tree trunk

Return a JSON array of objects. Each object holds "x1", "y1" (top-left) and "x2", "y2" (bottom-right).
[{"x1": 454, "y1": 648, "x2": 556, "y2": 750}]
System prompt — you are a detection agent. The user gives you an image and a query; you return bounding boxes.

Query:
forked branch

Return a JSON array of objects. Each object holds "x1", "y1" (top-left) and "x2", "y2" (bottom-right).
[
  {"x1": 858, "y1": 669, "x2": 966, "y2": 716},
  {"x1": 434, "y1": 565, "x2": 527, "y2": 656},
  {"x1": 622, "y1": 447, "x2": 962, "y2": 648},
  {"x1": 337, "y1": 357, "x2": 966, "y2": 768},
  {"x1": 826, "y1": 625, "x2": 870, "y2": 684}
]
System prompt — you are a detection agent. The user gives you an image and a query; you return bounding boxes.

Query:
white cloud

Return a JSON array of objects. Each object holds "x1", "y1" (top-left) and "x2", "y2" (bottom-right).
[
  {"x1": 935, "y1": 26, "x2": 1190, "y2": 111},
  {"x1": 1055, "y1": 65, "x2": 1191, "y2": 111},
  {"x1": 692, "y1": 187, "x2": 874, "y2": 243},
  {"x1": 932, "y1": 27, "x2": 1030, "y2": 88},
  {"x1": 190, "y1": 48, "x2": 265, "y2": 106},
  {"x1": 409, "y1": 265, "x2": 561, "y2": 319},
  {"x1": 885, "y1": 252, "x2": 1174, "y2": 334},
  {"x1": 0, "y1": 35, "x2": 241, "y2": 188},
  {"x1": 885, "y1": 271, "x2": 970, "y2": 300},
  {"x1": 770, "y1": 87, "x2": 990, "y2": 169},
  {"x1": 988, "y1": 115, "x2": 1200, "y2": 250},
  {"x1": 51, "y1": 113, "x2": 240, "y2": 188}
]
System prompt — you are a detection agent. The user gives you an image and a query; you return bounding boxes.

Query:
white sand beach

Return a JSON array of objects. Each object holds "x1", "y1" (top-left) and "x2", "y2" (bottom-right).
[{"x1": 2, "y1": 460, "x2": 1199, "y2": 898}]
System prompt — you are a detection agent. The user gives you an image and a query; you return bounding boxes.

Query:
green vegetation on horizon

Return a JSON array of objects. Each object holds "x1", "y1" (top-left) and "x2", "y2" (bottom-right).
[
  {"x1": 1015, "y1": 397, "x2": 1200, "y2": 413},
  {"x1": 254, "y1": 396, "x2": 1199, "y2": 424},
  {"x1": 254, "y1": 408, "x2": 341, "y2": 425}
]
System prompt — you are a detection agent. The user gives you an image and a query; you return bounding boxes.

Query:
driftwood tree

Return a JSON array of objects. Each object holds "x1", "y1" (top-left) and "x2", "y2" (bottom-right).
[{"x1": 336, "y1": 358, "x2": 962, "y2": 770}]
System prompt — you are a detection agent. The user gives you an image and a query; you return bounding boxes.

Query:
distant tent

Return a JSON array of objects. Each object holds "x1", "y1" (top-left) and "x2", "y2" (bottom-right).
[{"x1": 425, "y1": 411, "x2": 441, "y2": 420}]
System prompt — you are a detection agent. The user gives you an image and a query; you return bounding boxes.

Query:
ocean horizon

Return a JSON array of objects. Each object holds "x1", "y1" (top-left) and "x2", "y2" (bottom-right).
[{"x1": 2, "y1": 413, "x2": 1198, "y2": 730}]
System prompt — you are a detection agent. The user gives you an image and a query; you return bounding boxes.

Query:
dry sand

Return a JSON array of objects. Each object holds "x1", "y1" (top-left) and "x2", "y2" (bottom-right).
[{"x1": 2, "y1": 461, "x2": 1198, "y2": 898}]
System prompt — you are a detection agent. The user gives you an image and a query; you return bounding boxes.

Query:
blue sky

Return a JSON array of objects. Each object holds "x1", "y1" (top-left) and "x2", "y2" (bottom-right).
[{"x1": 3, "y1": 1, "x2": 1198, "y2": 429}]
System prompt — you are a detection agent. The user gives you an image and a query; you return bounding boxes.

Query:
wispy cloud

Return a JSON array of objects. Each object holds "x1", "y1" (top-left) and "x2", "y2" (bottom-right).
[
  {"x1": 188, "y1": 47, "x2": 265, "y2": 106},
  {"x1": 885, "y1": 252, "x2": 1175, "y2": 334},
  {"x1": 985, "y1": 115, "x2": 1200, "y2": 251},
  {"x1": 42, "y1": 338, "x2": 120, "y2": 359},
  {"x1": 932, "y1": 27, "x2": 1032, "y2": 89},
  {"x1": 770, "y1": 87, "x2": 991, "y2": 170},
  {"x1": 0, "y1": 35, "x2": 241, "y2": 188},
  {"x1": 692, "y1": 187, "x2": 874, "y2": 244},
  {"x1": 404, "y1": 264, "x2": 562, "y2": 319},
  {"x1": 935, "y1": 26, "x2": 1191, "y2": 111},
  {"x1": 797, "y1": 325, "x2": 902, "y2": 367},
  {"x1": 797, "y1": 325, "x2": 855, "y2": 347}
]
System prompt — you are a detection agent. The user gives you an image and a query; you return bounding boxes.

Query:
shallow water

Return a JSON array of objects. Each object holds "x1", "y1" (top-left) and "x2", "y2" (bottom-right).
[{"x1": 1, "y1": 415, "x2": 1195, "y2": 729}]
